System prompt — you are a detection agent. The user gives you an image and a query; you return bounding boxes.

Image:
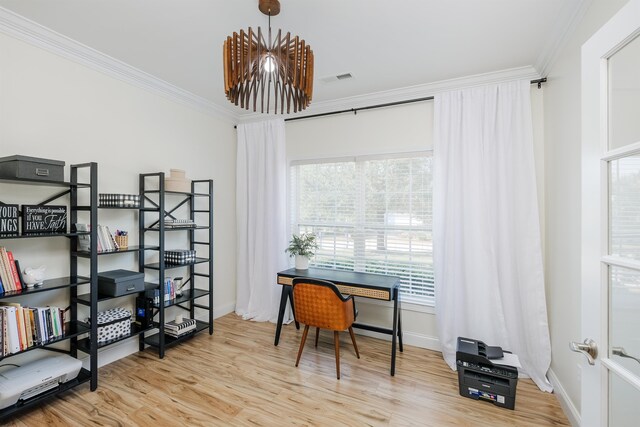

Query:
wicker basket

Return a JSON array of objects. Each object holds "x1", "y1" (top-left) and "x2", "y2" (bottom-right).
[{"x1": 115, "y1": 235, "x2": 128, "y2": 249}]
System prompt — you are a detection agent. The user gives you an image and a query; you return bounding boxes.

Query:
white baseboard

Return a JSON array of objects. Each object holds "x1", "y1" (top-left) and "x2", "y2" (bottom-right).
[
  {"x1": 548, "y1": 368, "x2": 580, "y2": 426},
  {"x1": 355, "y1": 328, "x2": 441, "y2": 352}
]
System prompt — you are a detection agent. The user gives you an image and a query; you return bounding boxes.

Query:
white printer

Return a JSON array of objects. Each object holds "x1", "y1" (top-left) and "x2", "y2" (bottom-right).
[{"x1": 0, "y1": 350, "x2": 82, "y2": 410}]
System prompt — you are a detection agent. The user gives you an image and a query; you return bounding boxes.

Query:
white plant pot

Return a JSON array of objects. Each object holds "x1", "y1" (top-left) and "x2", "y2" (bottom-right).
[{"x1": 295, "y1": 255, "x2": 309, "y2": 270}]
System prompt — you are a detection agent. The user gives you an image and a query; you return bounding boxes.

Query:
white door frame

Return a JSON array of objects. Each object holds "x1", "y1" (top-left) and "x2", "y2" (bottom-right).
[{"x1": 581, "y1": 0, "x2": 640, "y2": 425}]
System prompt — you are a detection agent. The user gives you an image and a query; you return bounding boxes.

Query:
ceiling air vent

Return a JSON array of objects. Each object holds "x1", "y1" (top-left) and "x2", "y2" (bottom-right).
[
  {"x1": 320, "y1": 73, "x2": 354, "y2": 83},
  {"x1": 336, "y1": 73, "x2": 353, "y2": 80}
]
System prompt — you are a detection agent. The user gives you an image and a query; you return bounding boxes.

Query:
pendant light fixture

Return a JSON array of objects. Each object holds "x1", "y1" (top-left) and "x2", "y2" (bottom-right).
[{"x1": 223, "y1": 0, "x2": 314, "y2": 114}]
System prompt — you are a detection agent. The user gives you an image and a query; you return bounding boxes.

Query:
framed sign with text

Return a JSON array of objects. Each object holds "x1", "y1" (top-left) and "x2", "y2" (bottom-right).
[
  {"x1": 0, "y1": 204, "x2": 19, "y2": 236},
  {"x1": 22, "y1": 205, "x2": 67, "y2": 234}
]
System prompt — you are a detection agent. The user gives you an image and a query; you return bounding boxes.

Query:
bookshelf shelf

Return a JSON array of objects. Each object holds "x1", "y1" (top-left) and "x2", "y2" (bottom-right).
[
  {"x1": 142, "y1": 225, "x2": 210, "y2": 232},
  {"x1": 76, "y1": 322, "x2": 153, "y2": 352},
  {"x1": 0, "y1": 231, "x2": 90, "y2": 241},
  {"x1": 0, "y1": 177, "x2": 90, "y2": 188},
  {"x1": 72, "y1": 245, "x2": 160, "y2": 258},
  {"x1": 143, "y1": 257, "x2": 210, "y2": 270},
  {"x1": 143, "y1": 320, "x2": 209, "y2": 349},
  {"x1": 0, "y1": 321, "x2": 91, "y2": 362},
  {"x1": 147, "y1": 288, "x2": 210, "y2": 308},
  {"x1": 0, "y1": 276, "x2": 90, "y2": 299}
]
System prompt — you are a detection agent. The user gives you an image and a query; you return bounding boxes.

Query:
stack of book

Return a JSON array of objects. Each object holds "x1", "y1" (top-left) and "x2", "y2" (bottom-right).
[
  {"x1": 163, "y1": 219, "x2": 197, "y2": 228},
  {"x1": 0, "y1": 246, "x2": 23, "y2": 293},
  {"x1": 74, "y1": 224, "x2": 121, "y2": 253},
  {"x1": 164, "y1": 318, "x2": 196, "y2": 338},
  {"x1": 0, "y1": 303, "x2": 65, "y2": 356}
]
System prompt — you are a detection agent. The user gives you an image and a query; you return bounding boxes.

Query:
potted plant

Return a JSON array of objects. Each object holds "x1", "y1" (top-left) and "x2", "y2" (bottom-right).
[{"x1": 285, "y1": 232, "x2": 318, "y2": 270}]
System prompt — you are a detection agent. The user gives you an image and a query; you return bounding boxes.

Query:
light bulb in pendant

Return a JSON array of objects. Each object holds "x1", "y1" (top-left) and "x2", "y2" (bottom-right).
[{"x1": 264, "y1": 54, "x2": 276, "y2": 73}]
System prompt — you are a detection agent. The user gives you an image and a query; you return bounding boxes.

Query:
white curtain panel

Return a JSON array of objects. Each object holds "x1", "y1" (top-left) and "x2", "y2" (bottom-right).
[
  {"x1": 433, "y1": 80, "x2": 552, "y2": 392},
  {"x1": 236, "y1": 119, "x2": 290, "y2": 323}
]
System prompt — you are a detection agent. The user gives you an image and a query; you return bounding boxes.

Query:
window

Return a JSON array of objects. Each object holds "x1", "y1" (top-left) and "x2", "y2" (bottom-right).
[{"x1": 290, "y1": 152, "x2": 433, "y2": 305}]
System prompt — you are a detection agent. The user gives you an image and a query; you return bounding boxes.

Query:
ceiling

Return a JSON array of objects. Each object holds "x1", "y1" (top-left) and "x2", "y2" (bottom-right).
[{"x1": 0, "y1": 0, "x2": 585, "y2": 119}]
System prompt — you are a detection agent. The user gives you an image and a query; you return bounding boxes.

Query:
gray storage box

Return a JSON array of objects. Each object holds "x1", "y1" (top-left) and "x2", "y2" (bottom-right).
[
  {"x1": 0, "y1": 155, "x2": 65, "y2": 182},
  {"x1": 98, "y1": 269, "x2": 145, "y2": 297}
]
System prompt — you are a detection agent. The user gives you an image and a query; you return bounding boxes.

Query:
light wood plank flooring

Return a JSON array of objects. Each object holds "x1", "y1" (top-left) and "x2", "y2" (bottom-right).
[{"x1": 7, "y1": 313, "x2": 569, "y2": 426}]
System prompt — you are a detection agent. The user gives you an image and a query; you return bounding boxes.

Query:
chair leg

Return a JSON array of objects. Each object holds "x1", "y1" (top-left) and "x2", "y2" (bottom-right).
[
  {"x1": 334, "y1": 331, "x2": 341, "y2": 379},
  {"x1": 348, "y1": 327, "x2": 360, "y2": 359},
  {"x1": 315, "y1": 327, "x2": 320, "y2": 347},
  {"x1": 296, "y1": 325, "x2": 310, "y2": 367}
]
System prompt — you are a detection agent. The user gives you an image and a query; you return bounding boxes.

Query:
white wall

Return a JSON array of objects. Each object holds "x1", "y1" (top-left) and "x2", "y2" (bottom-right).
[
  {"x1": 286, "y1": 88, "x2": 545, "y2": 351},
  {"x1": 543, "y1": 0, "x2": 629, "y2": 420},
  {"x1": 0, "y1": 32, "x2": 236, "y2": 364},
  {"x1": 286, "y1": 102, "x2": 438, "y2": 348}
]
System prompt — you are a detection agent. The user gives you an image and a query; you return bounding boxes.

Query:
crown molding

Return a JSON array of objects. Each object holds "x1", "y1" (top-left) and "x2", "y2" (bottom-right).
[
  {"x1": 237, "y1": 65, "x2": 541, "y2": 124},
  {"x1": 535, "y1": 0, "x2": 593, "y2": 77},
  {"x1": 0, "y1": 7, "x2": 236, "y2": 123}
]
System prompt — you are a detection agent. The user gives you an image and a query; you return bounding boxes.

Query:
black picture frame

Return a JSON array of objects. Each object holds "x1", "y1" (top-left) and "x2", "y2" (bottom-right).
[{"x1": 21, "y1": 205, "x2": 67, "y2": 235}]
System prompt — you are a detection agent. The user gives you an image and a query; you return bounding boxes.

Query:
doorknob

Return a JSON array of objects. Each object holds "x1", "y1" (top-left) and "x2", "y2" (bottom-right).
[
  {"x1": 612, "y1": 346, "x2": 640, "y2": 365},
  {"x1": 570, "y1": 339, "x2": 598, "y2": 365}
]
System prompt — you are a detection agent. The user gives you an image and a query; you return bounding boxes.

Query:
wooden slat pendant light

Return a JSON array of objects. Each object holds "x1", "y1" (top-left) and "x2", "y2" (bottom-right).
[{"x1": 223, "y1": 0, "x2": 314, "y2": 114}]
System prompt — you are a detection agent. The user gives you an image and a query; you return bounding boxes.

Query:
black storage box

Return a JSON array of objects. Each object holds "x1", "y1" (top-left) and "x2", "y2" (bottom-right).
[
  {"x1": 0, "y1": 155, "x2": 65, "y2": 182},
  {"x1": 164, "y1": 249, "x2": 196, "y2": 265},
  {"x1": 98, "y1": 269, "x2": 145, "y2": 297}
]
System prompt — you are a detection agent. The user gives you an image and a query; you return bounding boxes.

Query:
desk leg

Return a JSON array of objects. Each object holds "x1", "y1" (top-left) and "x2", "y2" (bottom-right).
[
  {"x1": 274, "y1": 286, "x2": 289, "y2": 346},
  {"x1": 289, "y1": 288, "x2": 300, "y2": 330},
  {"x1": 390, "y1": 289, "x2": 398, "y2": 376},
  {"x1": 398, "y1": 293, "x2": 403, "y2": 353}
]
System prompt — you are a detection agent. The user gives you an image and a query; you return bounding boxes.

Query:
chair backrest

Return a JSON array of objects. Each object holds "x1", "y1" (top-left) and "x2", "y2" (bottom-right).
[{"x1": 292, "y1": 278, "x2": 355, "y2": 331}]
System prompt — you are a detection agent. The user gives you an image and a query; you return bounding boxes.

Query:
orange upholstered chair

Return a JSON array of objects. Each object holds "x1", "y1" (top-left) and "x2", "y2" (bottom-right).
[{"x1": 292, "y1": 278, "x2": 360, "y2": 379}]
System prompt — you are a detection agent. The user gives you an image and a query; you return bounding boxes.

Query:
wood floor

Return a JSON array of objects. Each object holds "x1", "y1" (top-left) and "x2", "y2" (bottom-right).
[{"x1": 7, "y1": 313, "x2": 570, "y2": 426}]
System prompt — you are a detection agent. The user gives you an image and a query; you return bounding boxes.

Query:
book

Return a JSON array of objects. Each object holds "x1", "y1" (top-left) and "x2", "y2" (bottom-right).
[
  {"x1": 23, "y1": 306, "x2": 33, "y2": 348},
  {"x1": 14, "y1": 259, "x2": 25, "y2": 289},
  {"x1": 0, "y1": 308, "x2": 4, "y2": 356},
  {"x1": 164, "y1": 318, "x2": 197, "y2": 337},
  {"x1": 50, "y1": 306, "x2": 60, "y2": 338},
  {"x1": 3, "y1": 306, "x2": 20, "y2": 354},
  {"x1": 6, "y1": 251, "x2": 22, "y2": 291},
  {"x1": 0, "y1": 247, "x2": 15, "y2": 292},
  {"x1": 105, "y1": 225, "x2": 120, "y2": 250},
  {"x1": 36, "y1": 307, "x2": 49, "y2": 343},
  {"x1": 15, "y1": 305, "x2": 27, "y2": 350}
]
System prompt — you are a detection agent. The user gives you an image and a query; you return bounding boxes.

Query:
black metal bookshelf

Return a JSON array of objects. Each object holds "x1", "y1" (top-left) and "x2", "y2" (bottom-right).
[
  {"x1": 0, "y1": 162, "x2": 98, "y2": 421},
  {"x1": 139, "y1": 173, "x2": 214, "y2": 358}
]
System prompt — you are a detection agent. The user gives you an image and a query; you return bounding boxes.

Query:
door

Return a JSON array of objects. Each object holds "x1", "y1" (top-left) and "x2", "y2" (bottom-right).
[{"x1": 579, "y1": 0, "x2": 640, "y2": 425}]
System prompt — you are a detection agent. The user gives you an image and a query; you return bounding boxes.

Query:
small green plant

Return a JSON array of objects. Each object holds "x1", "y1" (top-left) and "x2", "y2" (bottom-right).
[{"x1": 285, "y1": 232, "x2": 318, "y2": 257}]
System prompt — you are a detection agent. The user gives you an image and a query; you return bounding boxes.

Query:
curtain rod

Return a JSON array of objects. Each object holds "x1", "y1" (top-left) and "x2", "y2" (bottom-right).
[{"x1": 234, "y1": 78, "x2": 546, "y2": 127}]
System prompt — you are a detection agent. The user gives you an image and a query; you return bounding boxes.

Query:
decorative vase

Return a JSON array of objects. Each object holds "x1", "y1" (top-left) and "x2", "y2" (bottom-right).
[{"x1": 295, "y1": 255, "x2": 309, "y2": 270}]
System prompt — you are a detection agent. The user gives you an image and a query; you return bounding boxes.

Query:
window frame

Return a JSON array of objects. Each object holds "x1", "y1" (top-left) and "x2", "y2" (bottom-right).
[{"x1": 288, "y1": 150, "x2": 434, "y2": 306}]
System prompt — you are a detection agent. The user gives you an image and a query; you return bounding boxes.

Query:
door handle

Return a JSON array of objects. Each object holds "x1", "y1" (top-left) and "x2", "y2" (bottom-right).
[
  {"x1": 570, "y1": 338, "x2": 598, "y2": 365},
  {"x1": 612, "y1": 346, "x2": 640, "y2": 365}
]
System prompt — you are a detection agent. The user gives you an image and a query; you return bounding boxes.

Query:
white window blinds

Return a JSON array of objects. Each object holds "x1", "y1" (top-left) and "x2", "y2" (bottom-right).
[{"x1": 290, "y1": 153, "x2": 434, "y2": 305}]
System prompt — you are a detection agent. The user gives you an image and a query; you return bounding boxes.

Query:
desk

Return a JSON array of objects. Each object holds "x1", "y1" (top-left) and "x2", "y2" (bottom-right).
[{"x1": 275, "y1": 267, "x2": 403, "y2": 376}]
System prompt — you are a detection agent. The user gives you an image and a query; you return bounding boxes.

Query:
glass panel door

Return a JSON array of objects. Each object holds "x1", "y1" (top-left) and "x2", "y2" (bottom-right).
[{"x1": 605, "y1": 34, "x2": 640, "y2": 426}]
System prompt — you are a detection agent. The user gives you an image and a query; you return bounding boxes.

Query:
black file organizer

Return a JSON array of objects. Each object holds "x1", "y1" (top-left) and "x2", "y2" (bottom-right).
[{"x1": 455, "y1": 337, "x2": 518, "y2": 410}]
